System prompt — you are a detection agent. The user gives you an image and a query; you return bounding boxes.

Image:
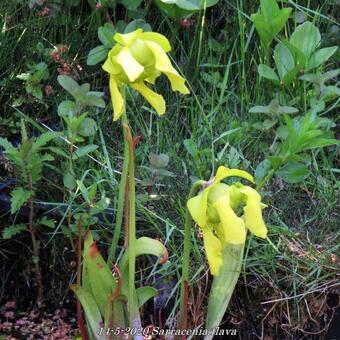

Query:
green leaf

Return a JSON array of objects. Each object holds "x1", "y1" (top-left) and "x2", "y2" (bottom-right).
[
  {"x1": 58, "y1": 100, "x2": 77, "y2": 117},
  {"x1": 49, "y1": 146, "x2": 68, "y2": 158},
  {"x1": 251, "y1": 2, "x2": 291, "y2": 48},
  {"x1": 32, "y1": 131, "x2": 59, "y2": 152},
  {"x1": 124, "y1": 19, "x2": 152, "y2": 33},
  {"x1": 87, "y1": 45, "x2": 109, "y2": 66},
  {"x1": 0, "y1": 137, "x2": 16, "y2": 153},
  {"x1": 258, "y1": 64, "x2": 280, "y2": 83},
  {"x1": 72, "y1": 144, "x2": 98, "y2": 160},
  {"x1": 119, "y1": 237, "x2": 167, "y2": 296},
  {"x1": 249, "y1": 105, "x2": 271, "y2": 114},
  {"x1": 277, "y1": 161, "x2": 310, "y2": 183},
  {"x1": 255, "y1": 159, "x2": 272, "y2": 185},
  {"x1": 118, "y1": 0, "x2": 142, "y2": 10},
  {"x1": 98, "y1": 23, "x2": 116, "y2": 48},
  {"x1": 79, "y1": 118, "x2": 98, "y2": 137},
  {"x1": 81, "y1": 93, "x2": 105, "y2": 108},
  {"x1": 155, "y1": 0, "x2": 218, "y2": 20},
  {"x1": 70, "y1": 285, "x2": 103, "y2": 336},
  {"x1": 307, "y1": 46, "x2": 338, "y2": 70},
  {"x1": 260, "y1": 0, "x2": 280, "y2": 20},
  {"x1": 149, "y1": 153, "x2": 169, "y2": 168},
  {"x1": 28, "y1": 85, "x2": 43, "y2": 99},
  {"x1": 2, "y1": 224, "x2": 27, "y2": 240},
  {"x1": 57, "y1": 75, "x2": 79, "y2": 98},
  {"x1": 39, "y1": 216, "x2": 56, "y2": 228},
  {"x1": 274, "y1": 42, "x2": 295, "y2": 80},
  {"x1": 63, "y1": 171, "x2": 76, "y2": 190},
  {"x1": 290, "y1": 22, "x2": 321, "y2": 59},
  {"x1": 11, "y1": 187, "x2": 33, "y2": 214},
  {"x1": 136, "y1": 286, "x2": 158, "y2": 308}
]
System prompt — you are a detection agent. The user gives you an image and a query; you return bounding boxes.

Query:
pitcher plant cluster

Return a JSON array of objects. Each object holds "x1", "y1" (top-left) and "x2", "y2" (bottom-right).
[{"x1": 69, "y1": 26, "x2": 271, "y2": 339}]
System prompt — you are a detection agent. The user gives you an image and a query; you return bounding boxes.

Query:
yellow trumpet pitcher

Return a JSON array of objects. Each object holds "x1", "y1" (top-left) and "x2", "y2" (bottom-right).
[
  {"x1": 102, "y1": 29, "x2": 190, "y2": 121},
  {"x1": 187, "y1": 166, "x2": 267, "y2": 276}
]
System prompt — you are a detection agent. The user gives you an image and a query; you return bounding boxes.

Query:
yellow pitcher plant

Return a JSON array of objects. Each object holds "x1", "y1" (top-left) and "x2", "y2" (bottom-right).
[
  {"x1": 180, "y1": 166, "x2": 268, "y2": 337},
  {"x1": 102, "y1": 28, "x2": 190, "y2": 120},
  {"x1": 187, "y1": 166, "x2": 267, "y2": 276}
]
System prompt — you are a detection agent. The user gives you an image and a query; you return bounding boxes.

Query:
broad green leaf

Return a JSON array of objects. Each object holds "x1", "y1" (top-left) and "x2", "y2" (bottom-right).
[
  {"x1": 155, "y1": 0, "x2": 218, "y2": 20},
  {"x1": 322, "y1": 86, "x2": 340, "y2": 102},
  {"x1": 282, "y1": 66, "x2": 300, "y2": 85},
  {"x1": 81, "y1": 93, "x2": 105, "y2": 108},
  {"x1": 260, "y1": 0, "x2": 279, "y2": 20},
  {"x1": 124, "y1": 19, "x2": 152, "y2": 34},
  {"x1": 58, "y1": 100, "x2": 77, "y2": 117},
  {"x1": 70, "y1": 285, "x2": 103, "y2": 337},
  {"x1": 307, "y1": 46, "x2": 338, "y2": 70},
  {"x1": 149, "y1": 153, "x2": 169, "y2": 168},
  {"x1": 118, "y1": 0, "x2": 143, "y2": 10},
  {"x1": 72, "y1": 144, "x2": 98, "y2": 160},
  {"x1": 63, "y1": 171, "x2": 76, "y2": 190},
  {"x1": 255, "y1": 159, "x2": 272, "y2": 185},
  {"x1": 11, "y1": 187, "x2": 33, "y2": 214},
  {"x1": 258, "y1": 64, "x2": 280, "y2": 83},
  {"x1": 249, "y1": 105, "x2": 271, "y2": 114},
  {"x1": 87, "y1": 45, "x2": 109, "y2": 66},
  {"x1": 79, "y1": 118, "x2": 98, "y2": 137},
  {"x1": 270, "y1": 8, "x2": 292, "y2": 37},
  {"x1": 57, "y1": 75, "x2": 79, "y2": 98},
  {"x1": 98, "y1": 23, "x2": 116, "y2": 48},
  {"x1": 274, "y1": 42, "x2": 295, "y2": 80},
  {"x1": 251, "y1": 2, "x2": 291, "y2": 48},
  {"x1": 290, "y1": 22, "x2": 321, "y2": 59},
  {"x1": 136, "y1": 286, "x2": 158, "y2": 308},
  {"x1": 27, "y1": 85, "x2": 43, "y2": 100},
  {"x1": 277, "y1": 161, "x2": 310, "y2": 183},
  {"x1": 119, "y1": 237, "x2": 168, "y2": 296}
]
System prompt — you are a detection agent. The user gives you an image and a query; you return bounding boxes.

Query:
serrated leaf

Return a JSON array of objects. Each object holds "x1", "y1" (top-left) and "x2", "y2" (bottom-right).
[
  {"x1": 11, "y1": 188, "x2": 33, "y2": 214},
  {"x1": 32, "y1": 131, "x2": 59, "y2": 152},
  {"x1": 2, "y1": 224, "x2": 27, "y2": 239}
]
